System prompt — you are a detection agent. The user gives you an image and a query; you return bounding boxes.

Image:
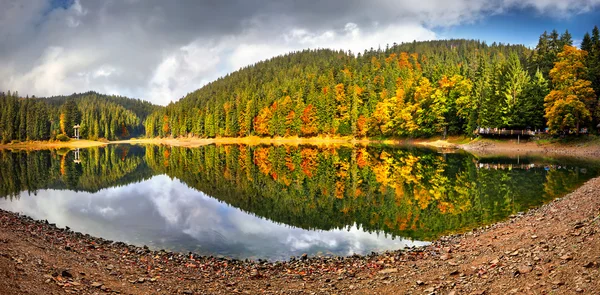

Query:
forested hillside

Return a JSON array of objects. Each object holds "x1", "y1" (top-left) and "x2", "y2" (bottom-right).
[
  {"x1": 0, "y1": 91, "x2": 161, "y2": 143},
  {"x1": 145, "y1": 27, "x2": 600, "y2": 138}
]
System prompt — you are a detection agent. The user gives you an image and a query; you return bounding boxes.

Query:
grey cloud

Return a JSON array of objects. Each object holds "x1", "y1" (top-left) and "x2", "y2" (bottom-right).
[{"x1": 0, "y1": 0, "x2": 598, "y2": 105}]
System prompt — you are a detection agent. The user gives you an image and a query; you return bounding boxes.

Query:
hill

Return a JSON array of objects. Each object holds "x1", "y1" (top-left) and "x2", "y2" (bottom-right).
[
  {"x1": 0, "y1": 91, "x2": 162, "y2": 142},
  {"x1": 144, "y1": 27, "x2": 600, "y2": 139}
]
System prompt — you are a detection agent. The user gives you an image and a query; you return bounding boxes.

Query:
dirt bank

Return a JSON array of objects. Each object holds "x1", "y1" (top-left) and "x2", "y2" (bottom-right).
[
  {"x1": 462, "y1": 138, "x2": 600, "y2": 158},
  {"x1": 1, "y1": 175, "x2": 599, "y2": 294}
]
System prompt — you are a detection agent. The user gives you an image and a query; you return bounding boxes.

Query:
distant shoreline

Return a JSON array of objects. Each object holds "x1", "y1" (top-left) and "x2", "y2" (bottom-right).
[
  {"x1": 0, "y1": 139, "x2": 108, "y2": 150},
  {"x1": 2, "y1": 136, "x2": 600, "y2": 158}
]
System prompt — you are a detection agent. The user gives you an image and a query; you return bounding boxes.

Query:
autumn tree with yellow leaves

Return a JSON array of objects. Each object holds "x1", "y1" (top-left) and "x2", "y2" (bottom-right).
[{"x1": 544, "y1": 46, "x2": 597, "y2": 134}]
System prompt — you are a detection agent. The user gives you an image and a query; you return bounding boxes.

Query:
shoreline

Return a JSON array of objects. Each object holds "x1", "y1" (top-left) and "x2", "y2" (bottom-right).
[
  {"x1": 3, "y1": 136, "x2": 600, "y2": 160},
  {"x1": 0, "y1": 139, "x2": 108, "y2": 150},
  {"x1": 460, "y1": 138, "x2": 600, "y2": 158},
  {"x1": 2, "y1": 175, "x2": 600, "y2": 294}
]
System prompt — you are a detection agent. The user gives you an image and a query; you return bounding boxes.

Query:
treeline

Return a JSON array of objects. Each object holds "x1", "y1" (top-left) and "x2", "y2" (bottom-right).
[
  {"x1": 0, "y1": 145, "x2": 152, "y2": 199},
  {"x1": 145, "y1": 27, "x2": 600, "y2": 138},
  {"x1": 0, "y1": 91, "x2": 162, "y2": 143}
]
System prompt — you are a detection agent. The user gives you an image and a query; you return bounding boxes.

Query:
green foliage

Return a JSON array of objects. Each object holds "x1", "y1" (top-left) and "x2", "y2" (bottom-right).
[
  {"x1": 144, "y1": 28, "x2": 599, "y2": 138},
  {"x1": 56, "y1": 134, "x2": 70, "y2": 142},
  {"x1": 0, "y1": 91, "x2": 162, "y2": 142},
  {"x1": 145, "y1": 40, "x2": 535, "y2": 138}
]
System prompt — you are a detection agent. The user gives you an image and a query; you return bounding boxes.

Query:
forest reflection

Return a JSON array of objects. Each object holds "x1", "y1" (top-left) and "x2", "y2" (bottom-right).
[{"x1": 1, "y1": 144, "x2": 597, "y2": 241}]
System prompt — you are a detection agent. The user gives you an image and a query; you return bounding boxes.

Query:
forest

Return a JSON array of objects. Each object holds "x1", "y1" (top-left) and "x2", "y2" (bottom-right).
[
  {"x1": 0, "y1": 91, "x2": 161, "y2": 143},
  {"x1": 1, "y1": 27, "x2": 599, "y2": 142},
  {"x1": 0, "y1": 144, "x2": 596, "y2": 240},
  {"x1": 144, "y1": 27, "x2": 600, "y2": 138}
]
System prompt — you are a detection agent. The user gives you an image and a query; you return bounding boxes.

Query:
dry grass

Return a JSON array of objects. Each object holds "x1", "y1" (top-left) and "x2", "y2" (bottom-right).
[{"x1": 0, "y1": 139, "x2": 108, "y2": 151}]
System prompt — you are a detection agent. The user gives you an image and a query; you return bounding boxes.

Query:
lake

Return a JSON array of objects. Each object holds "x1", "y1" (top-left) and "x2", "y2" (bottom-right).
[{"x1": 0, "y1": 144, "x2": 597, "y2": 261}]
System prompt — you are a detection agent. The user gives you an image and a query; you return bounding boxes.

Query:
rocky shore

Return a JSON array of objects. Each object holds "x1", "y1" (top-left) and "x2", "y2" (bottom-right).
[
  {"x1": 2, "y1": 176, "x2": 600, "y2": 294},
  {"x1": 461, "y1": 139, "x2": 600, "y2": 158}
]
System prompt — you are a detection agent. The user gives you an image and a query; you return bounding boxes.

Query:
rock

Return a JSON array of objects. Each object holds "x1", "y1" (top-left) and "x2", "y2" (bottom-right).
[
  {"x1": 552, "y1": 281, "x2": 565, "y2": 286},
  {"x1": 490, "y1": 258, "x2": 500, "y2": 265},
  {"x1": 416, "y1": 280, "x2": 425, "y2": 286},
  {"x1": 425, "y1": 287, "x2": 435, "y2": 292},
  {"x1": 440, "y1": 254, "x2": 452, "y2": 261},
  {"x1": 61, "y1": 269, "x2": 73, "y2": 278},
  {"x1": 100, "y1": 285, "x2": 107, "y2": 291},
  {"x1": 517, "y1": 265, "x2": 532, "y2": 274},
  {"x1": 301, "y1": 253, "x2": 308, "y2": 260},
  {"x1": 106, "y1": 264, "x2": 114, "y2": 270},
  {"x1": 560, "y1": 255, "x2": 573, "y2": 261},
  {"x1": 582, "y1": 261, "x2": 596, "y2": 268},
  {"x1": 138, "y1": 278, "x2": 145, "y2": 283},
  {"x1": 378, "y1": 268, "x2": 398, "y2": 274},
  {"x1": 91, "y1": 282, "x2": 103, "y2": 288}
]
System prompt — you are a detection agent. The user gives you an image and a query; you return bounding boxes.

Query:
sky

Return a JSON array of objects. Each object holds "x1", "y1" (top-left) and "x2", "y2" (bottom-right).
[{"x1": 0, "y1": 0, "x2": 599, "y2": 106}]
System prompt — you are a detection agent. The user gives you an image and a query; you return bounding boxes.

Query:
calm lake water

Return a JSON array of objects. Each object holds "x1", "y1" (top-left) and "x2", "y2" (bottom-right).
[{"x1": 0, "y1": 144, "x2": 597, "y2": 260}]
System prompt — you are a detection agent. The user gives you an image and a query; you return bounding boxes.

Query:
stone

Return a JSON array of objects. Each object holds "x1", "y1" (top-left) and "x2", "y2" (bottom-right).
[
  {"x1": 91, "y1": 282, "x2": 103, "y2": 288},
  {"x1": 560, "y1": 255, "x2": 573, "y2": 261},
  {"x1": 61, "y1": 269, "x2": 73, "y2": 278},
  {"x1": 582, "y1": 261, "x2": 596, "y2": 268},
  {"x1": 378, "y1": 268, "x2": 398, "y2": 274},
  {"x1": 518, "y1": 265, "x2": 532, "y2": 274},
  {"x1": 416, "y1": 280, "x2": 425, "y2": 286}
]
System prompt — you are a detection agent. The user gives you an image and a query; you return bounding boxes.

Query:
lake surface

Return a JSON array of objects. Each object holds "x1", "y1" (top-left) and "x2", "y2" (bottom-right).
[{"x1": 0, "y1": 144, "x2": 598, "y2": 260}]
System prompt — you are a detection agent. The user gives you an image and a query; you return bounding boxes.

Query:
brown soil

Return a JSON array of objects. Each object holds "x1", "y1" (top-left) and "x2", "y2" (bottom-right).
[{"x1": 1, "y1": 174, "x2": 599, "y2": 294}]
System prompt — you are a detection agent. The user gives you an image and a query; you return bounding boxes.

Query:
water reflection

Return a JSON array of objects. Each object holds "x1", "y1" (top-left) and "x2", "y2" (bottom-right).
[
  {"x1": 0, "y1": 144, "x2": 597, "y2": 260},
  {"x1": 0, "y1": 175, "x2": 420, "y2": 260}
]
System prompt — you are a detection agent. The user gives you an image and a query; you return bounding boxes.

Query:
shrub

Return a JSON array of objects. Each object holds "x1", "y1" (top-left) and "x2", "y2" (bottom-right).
[{"x1": 56, "y1": 134, "x2": 70, "y2": 142}]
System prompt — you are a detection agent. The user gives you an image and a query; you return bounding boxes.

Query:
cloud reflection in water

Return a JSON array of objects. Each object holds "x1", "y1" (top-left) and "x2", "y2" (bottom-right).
[{"x1": 0, "y1": 175, "x2": 425, "y2": 260}]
